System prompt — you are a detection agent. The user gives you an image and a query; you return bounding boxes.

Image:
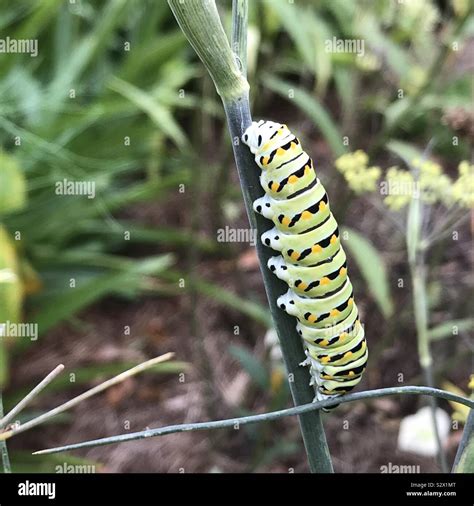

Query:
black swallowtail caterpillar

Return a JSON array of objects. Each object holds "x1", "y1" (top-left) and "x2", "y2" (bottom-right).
[{"x1": 242, "y1": 120, "x2": 368, "y2": 409}]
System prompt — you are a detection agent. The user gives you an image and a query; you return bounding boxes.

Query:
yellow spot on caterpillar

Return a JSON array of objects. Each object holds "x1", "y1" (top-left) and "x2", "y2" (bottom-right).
[
  {"x1": 330, "y1": 309, "x2": 340, "y2": 317},
  {"x1": 290, "y1": 142, "x2": 297, "y2": 150},
  {"x1": 320, "y1": 277, "x2": 330, "y2": 285},
  {"x1": 319, "y1": 339, "x2": 329, "y2": 347},
  {"x1": 271, "y1": 182, "x2": 280, "y2": 192},
  {"x1": 282, "y1": 216, "x2": 291, "y2": 226},
  {"x1": 330, "y1": 234, "x2": 337, "y2": 244},
  {"x1": 339, "y1": 267, "x2": 347, "y2": 276},
  {"x1": 304, "y1": 166, "x2": 312, "y2": 176},
  {"x1": 312, "y1": 245, "x2": 323, "y2": 254},
  {"x1": 319, "y1": 201, "x2": 327, "y2": 211},
  {"x1": 276, "y1": 147, "x2": 286, "y2": 156},
  {"x1": 339, "y1": 332, "x2": 348, "y2": 341},
  {"x1": 298, "y1": 282, "x2": 308, "y2": 291},
  {"x1": 348, "y1": 371, "x2": 355, "y2": 377},
  {"x1": 348, "y1": 297, "x2": 354, "y2": 305},
  {"x1": 301, "y1": 210, "x2": 313, "y2": 220},
  {"x1": 262, "y1": 142, "x2": 271, "y2": 152},
  {"x1": 307, "y1": 314, "x2": 317, "y2": 323},
  {"x1": 288, "y1": 175, "x2": 298, "y2": 184},
  {"x1": 290, "y1": 251, "x2": 300, "y2": 261},
  {"x1": 262, "y1": 156, "x2": 270, "y2": 166},
  {"x1": 320, "y1": 356, "x2": 331, "y2": 364},
  {"x1": 344, "y1": 351, "x2": 353, "y2": 359}
]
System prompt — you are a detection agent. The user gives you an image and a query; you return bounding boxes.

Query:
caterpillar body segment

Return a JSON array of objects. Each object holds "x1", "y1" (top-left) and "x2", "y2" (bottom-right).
[{"x1": 242, "y1": 120, "x2": 368, "y2": 409}]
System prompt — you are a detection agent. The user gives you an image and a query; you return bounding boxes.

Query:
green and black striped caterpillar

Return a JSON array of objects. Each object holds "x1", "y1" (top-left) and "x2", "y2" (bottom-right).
[{"x1": 242, "y1": 120, "x2": 368, "y2": 409}]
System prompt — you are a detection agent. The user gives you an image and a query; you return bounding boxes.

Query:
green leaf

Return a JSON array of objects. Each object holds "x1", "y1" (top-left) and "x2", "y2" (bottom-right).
[
  {"x1": 386, "y1": 140, "x2": 423, "y2": 168},
  {"x1": 428, "y1": 319, "x2": 474, "y2": 341},
  {"x1": 108, "y1": 76, "x2": 188, "y2": 147},
  {"x1": 32, "y1": 254, "x2": 174, "y2": 334},
  {"x1": 342, "y1": 227, "x2": 394, "y2": 318},
  {"x1": 264, "y1": 75, "x2": 346, "y2": 157},
  {"x1": 0, "y1": 151, "x2": 26, "y2": 214},
  {"x1": 229, "y1": 345, "x2": 269, "y2": 391}
]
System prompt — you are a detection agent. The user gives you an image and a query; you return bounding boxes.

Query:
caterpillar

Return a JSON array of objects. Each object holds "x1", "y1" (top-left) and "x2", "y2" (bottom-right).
[{"x1": 242, "y1": 120, "x2": 368, "y2": 410}]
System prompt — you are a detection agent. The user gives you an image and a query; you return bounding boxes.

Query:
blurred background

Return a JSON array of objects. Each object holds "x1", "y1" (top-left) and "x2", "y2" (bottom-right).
[{"x1": 0, "y1": 0, "x2": 472, "y2": 473}]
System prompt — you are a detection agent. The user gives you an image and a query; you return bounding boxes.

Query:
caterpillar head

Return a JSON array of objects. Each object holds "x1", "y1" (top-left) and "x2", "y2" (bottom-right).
[
  {"x1": 261, "y1": 228, "x2": 282, "y2": 251},
  {"x1": 242, "y1": 120, "x2": 287, "y2": 154}
]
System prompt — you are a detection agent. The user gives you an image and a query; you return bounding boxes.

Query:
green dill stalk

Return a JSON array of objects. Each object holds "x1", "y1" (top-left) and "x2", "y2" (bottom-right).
[{"x1": 168, "y1": 0, "x2": 333, "y2": 473}]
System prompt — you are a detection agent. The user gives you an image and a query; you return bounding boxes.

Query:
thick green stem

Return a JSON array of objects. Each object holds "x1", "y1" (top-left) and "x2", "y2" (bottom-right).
[
  {"x1": 168, "y1": 0, "x2": 249, "y2": 101},
  {"x1": 452, "y1": 408, "x2": 474, "y2": 473},
  {"x1": 168, "y1": 0, "x2": 333, "y2": 473}
]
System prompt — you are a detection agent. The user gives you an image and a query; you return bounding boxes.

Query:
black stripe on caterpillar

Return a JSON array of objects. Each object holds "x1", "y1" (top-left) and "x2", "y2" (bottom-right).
[{"x1": 242, "y1": 120, "x2": 368, "y2": 410}]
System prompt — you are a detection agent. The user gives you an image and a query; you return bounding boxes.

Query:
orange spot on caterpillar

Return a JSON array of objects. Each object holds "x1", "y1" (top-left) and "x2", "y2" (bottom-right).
[
  {"x1": 271, "y1": 182, "x2": 280, "y2": 192},
  {"x1": 330, "y1": 309, "x2": 340, "y2": 317},
  {"x1": 290, "y1": 250, "x2": 300, "y2": 261},
  {"x1": 288, "y1": 175, "x2": 298, "y2": 184},
  {"x1": 339, "y1": 267, "x2": 347, "y2": 276},
  {"x1": 312, "y1": 245, "x2": 323, "y2": 253},
  {"x1": 307, "y1": 314, "x2": 317, "y2": 323},
  {"x1": 301, "y1": 210, "x2": 313, "y2": 220},
  {"x1": 320, "y1": 277, "x2": 330, "y2": 285},
  {"x1": 282, "y1": 216, "x2": 291, "y2": 226}
]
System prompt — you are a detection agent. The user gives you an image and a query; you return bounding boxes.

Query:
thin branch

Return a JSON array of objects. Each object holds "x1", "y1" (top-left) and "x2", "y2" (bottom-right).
[
  {"x1": 0, "y1": 364, "x2": 65, "y2": 429},
  {"x1": 0, "y1": 393, "x2": 11, "y2": 473},
  {"x1": 231, "y1": 0, "x2": 248, "y2": 78},
  {"x1": 33, "y1": 386, "x2": 474, "y2": 455},
  {"x1": 0, "y1": 353, "x2": 175, "y2": 442}
]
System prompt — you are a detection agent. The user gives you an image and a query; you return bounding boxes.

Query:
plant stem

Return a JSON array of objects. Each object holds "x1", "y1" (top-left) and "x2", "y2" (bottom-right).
[
  {"x1": 410, "y1": 257, "x2": 448, "y2": 472},
  {"x1": 0, "y1": 393, "x2": 11, "y2": 473},
  {"x1": 0, "y1": 353, "x2": 175, "y2": 441},
  {"x1": 0, "y1": 364, "x2": 64, "y2": 429},
  {"x1": 168, "y1": 0, "x2": 333, "y2": 473},
  {"x1": 33, "y1": 386, "x2": 474, "y2": 455},
  {"x1": 452, "y1": 407, "x2": 474, "y2": 473},
  {"x1": 231, "y1": 0, "x2": 248, "y2": 78}
]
